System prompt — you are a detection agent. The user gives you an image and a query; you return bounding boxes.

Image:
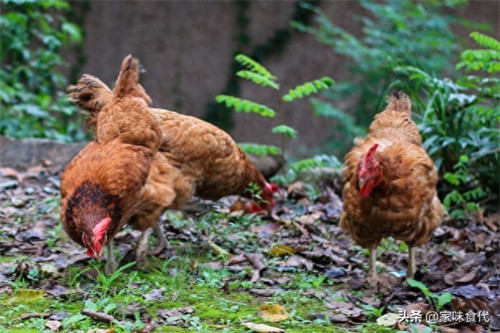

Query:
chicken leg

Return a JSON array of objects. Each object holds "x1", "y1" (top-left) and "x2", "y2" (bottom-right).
[
  {"x1": 367, "y1": 247, "x2": 378, "y2": 286},
  {"x1": 407, "y1": 246, "x2": 416, "y2": 279},
  {"x1": 152, "y1": 223, "x2": 169, "y2": 255},
  {"x1": 136, "y1": 228, "x2": 153, "y2": 268},
  {"x1": 105, "y1": 240, "x2": 117, "y2": 274}
]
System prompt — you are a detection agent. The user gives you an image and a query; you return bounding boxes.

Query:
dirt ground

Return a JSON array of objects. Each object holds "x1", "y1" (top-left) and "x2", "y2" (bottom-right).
[{"x1": 0, "y1": 165, "x2": 498, "y2": 332}]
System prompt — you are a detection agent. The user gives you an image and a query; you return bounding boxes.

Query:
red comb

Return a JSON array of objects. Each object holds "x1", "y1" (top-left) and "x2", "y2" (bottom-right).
[{"x1": 365, "y1": 144, "x2": 379, "y2": 161}]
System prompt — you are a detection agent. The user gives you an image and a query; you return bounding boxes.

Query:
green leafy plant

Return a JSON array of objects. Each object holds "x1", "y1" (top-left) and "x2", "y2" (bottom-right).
[
  {"x1": 93, "y1": 262, "x2": 136, "y2": 293},
  {"x1": 293, "y1": 0, "x2": 488, "y2": 156},
  {"x1": 457, "y1": 31, "x2": 500, "y2": 74},
  {"x1": 0, "y1": 0, "x2": 85, "y2": 142},
  {"x1": 272, "y1": 154, "x2": 342, "y2": 185},
  {"x1": 443, "y1": 155, "x2": 487, "y2": 218},
  {"x1": 395, "y1": 32, "x2": 499, "y2": 214},
  {"x1": 360, "y1": 304, "x2": 385, "y2": 320},
  {"x1": 216, "y1": 54, "x2": 334, "y2": 157},
  {"x1": 407, "y1": 279, "x2": 452, "y2": 312}
]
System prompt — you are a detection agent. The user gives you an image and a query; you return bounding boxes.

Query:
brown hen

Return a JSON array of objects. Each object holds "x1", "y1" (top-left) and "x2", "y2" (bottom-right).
[
  {"x1": 61, "y1": 55, "x2": 170, "y2": 273},
  {"x1": 340, "y1": 91, "x2": 443, "y2": 284},
  {"x1": 66, "y1": 65, "x2": 279, "y2": 269}
]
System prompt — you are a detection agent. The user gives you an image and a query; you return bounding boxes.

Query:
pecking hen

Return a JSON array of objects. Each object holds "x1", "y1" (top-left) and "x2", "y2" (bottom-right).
[{"x1": 65, "y1": 58, "x2": 279, "y2": 270}]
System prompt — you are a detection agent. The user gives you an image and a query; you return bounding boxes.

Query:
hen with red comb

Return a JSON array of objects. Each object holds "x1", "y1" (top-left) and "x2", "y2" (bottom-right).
[
  {"x1": 340, "y1": 91, "x2": 443, "y2": 285},
  {"x1": 64, "y1": 55, "x2": 281, "y2": 273},
  {"x1": 61, "y1": 55, "x2": 163, "y2": 273}
]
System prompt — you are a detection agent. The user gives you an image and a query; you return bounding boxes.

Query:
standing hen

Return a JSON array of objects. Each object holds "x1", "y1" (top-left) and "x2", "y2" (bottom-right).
[
  {"x1": 61, "y1": 55, "x2": 167, "y2": 273},
  {"x1": 65, "y1": 64, "x2": 279, "y2": 269},
  {"x1": 340, "y1": 91, "x2": 443, "y2": 283}
]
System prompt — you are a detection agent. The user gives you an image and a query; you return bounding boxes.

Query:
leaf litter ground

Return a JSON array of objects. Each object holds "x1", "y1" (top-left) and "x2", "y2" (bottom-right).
[{"x1": 0, "y1": 166, "x2": 498, "y2": 332}]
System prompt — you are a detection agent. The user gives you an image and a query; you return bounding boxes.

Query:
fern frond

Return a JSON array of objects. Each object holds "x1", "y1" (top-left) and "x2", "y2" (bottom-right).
[
  {"x1": 238, "y1": 143, "x2": 281, "y2": 156},
  {"x1": 272, "y1": 125, "x2": 297, "y2": 139},
  {"x1": 282, "y1": 77, "x2": 334, "y2": 102},
  {"x1": 272, "y1": 154, "x2": 342, "y2": 184},
  {"x1": 236, "y1": 70, "x2": 279, "y2": 89},
  {"x1": 457, "y1": 33, "x2": 500, "y2": 73},
  {"x1": 215, "y1": 95, "x2": 276, "y2": 117},
  {"x1": 460, "y1": 49, "x2": 500, "y2": 62},
  {"x1": 235, "y1": 54, "x2": 276, "y2": 80},
  {"x1": 470, "y1": 32, "x2": 500, "y2": 50}
]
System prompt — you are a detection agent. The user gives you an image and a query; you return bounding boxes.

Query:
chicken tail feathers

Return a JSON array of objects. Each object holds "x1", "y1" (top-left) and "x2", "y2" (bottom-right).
[
  {"x1": 386, "y1": 90, "x2": 411, "y2": 115},
  {"x1": 113, "y1": 55, "x2": 153, "y2": 105},
  {"x1": 67, "y1": 74, "x2": 113, "y2": 128}
]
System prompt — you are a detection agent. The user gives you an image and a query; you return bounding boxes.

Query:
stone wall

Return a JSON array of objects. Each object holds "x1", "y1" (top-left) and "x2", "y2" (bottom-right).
[{"x1": 72, "y1": 1, "x2": 499, "y2": 155}]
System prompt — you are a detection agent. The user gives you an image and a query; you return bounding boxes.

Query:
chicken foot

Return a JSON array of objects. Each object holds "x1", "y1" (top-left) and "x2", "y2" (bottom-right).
[
  {"x1": 407, "y1": 246, "x2": 416, "y2": 279},
  {"x1": 105, "y1": 240, "x2": 117, "y2": 275}
]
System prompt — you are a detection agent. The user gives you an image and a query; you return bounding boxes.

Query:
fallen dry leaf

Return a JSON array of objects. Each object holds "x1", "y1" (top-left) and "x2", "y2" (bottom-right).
[
  {"x1": 45, "y1": 320, "x2": 62, "y2": 331},
  {"x1": 86, "y1": 329, "x2": 114, "y2": 333},
  {"x1": 226, "y1": 254, "x2": 246, "y2": 265},
  {"x1": 444, "y1": 269, "x2": 476, "y2": 285},
  {"x1": 270, "y1": 211, "x2": 292, "y2": 227},
  {"x1": 269, "y1": 244, "x2": 295, "y2": 256},
  {"x1": 143, "y1": 288, "x2": 165, "y2": 301},
  {"x1": 246, "y1": 253, "x2": 265, "y2": 271},
  {"x1": 208, "y1": 241, "x2": 231, "y2": 258},
  {"x1": 249, "y1": 222, "x2": 281, "y2": 237},
  {"x1": 296, "y1": 213, "x2": 321, "y2": 225},
  {"x1": 81, "y1": 309, "x2": 114, "y2": 323},
  {"x1": 250, "y1": 289, "x2": 277, "y2": 297},
  {"x1": 241, "y1": 321, "x2": 285, "y2": 332},
  {"x1": 258, "y1": 304, "x2": 290, "y2": 322},
  {"x1": 284, "y1": 255, "x2": 313, "y2": 271},
  {"x1": 376, "y1": 313, "x2": 399, "y2": 327}
]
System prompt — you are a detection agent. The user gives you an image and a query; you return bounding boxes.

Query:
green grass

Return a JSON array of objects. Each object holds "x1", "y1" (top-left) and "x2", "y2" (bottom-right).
[
  {"x1": 0, "y1": 254, "x2": 399, "y2": 332},
  {"x1": 0, "y1": 195, "x2": 403, "y2": 332}
]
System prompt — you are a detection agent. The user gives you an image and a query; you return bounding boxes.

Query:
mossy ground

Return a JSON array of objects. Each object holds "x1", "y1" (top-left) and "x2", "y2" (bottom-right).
[
  {"x1": 4, "y1": 171, "x2": 485, "y2": 333},
  {"x1": 0, "y1": 237, "x2": 397, "y2": 333}
]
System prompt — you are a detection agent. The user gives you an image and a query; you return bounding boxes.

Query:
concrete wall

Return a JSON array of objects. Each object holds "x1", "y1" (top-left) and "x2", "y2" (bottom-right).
[{"x1": 73, "y1": 0, "x2": 499, "y2": 156}]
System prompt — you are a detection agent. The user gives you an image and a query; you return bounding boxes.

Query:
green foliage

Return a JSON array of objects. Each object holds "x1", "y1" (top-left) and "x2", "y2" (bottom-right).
[
  {"x1": 457, "y1": 32, "x2": 500, "y2": 73},
  {"x1": 215, "y1": 95, "x2": 276, "y2": 117},
  {"x1": 294, "y1": 0, "x2": 483, "y2": 155},
  {"x1": 216, "y1": 54, "x2": 334, "y2": 156},
  {"x1": 272, "y1": 125, "x2": 297, "y2": 139},
  {"x1": 236, "y1": 70, "x2": 279, "y2": 89},
  {"x1": 395, "y1": 33, "x2": 499, "y2": 213},
  {"x1": 0, "y1": 0, "x2": 85, "y2": 142},
  {"x1": 203, "y1": 2, "x2": 318, "y2": 131},
  {"x1": 93, "y1": 262, "x2": 136, "y2": 293},
  {"x1": 360, "y1": 304, "x2": 384, "y2": 320},
  {"x1": 309, "y1": 98, "x2": 366, "y2": 155},
  {"x1": 272, "y1": 154, "x2": 342, "y2": 185},
  {"x1": 443, "y1": 155, "x2": 486, "y2": 219},
  {"x1": 237, "y1": 143, "x2": 281, "y2": 156},
  {"x1": 407, "y1": 279, "x2": 452, "y2": 312},
  {"x1": 235, "y1": 54, "x2": 276, "y2": 80},
  {"x1": 282, "y1": 77, "x2": 334, "y2": 102}
]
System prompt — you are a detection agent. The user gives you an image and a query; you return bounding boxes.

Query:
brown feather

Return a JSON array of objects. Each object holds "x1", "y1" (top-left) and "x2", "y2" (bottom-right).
[{"x1": 340, "y1": 92, "x2": 444, "y2": 250}]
